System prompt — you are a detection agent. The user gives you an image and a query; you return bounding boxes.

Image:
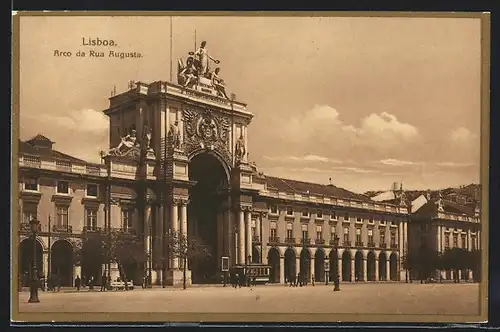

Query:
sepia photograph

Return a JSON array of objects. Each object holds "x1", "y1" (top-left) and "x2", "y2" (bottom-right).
[{"x1": 11, "y1": 12, "x2": 489, "y2": 323}]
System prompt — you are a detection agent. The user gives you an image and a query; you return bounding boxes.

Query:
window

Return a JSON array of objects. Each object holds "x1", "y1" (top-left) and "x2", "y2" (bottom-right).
[
  {"x1": 251, "y1": 219, "x2": 256, "y2": 237},
  {"x1": 420, "y1": 223, "x2": 428, "y2": 232},
  {"x1": 316, "y1": 224, "x2": 323, "y2": 240},
  {"x1": 286, "y1": 207, "x2": 293, "y2": 216},
  {"x1": 390, "y1": 230, "x2": 396, "y2": 246},
  {"x1": 270, "y1": 205, "x2": 278, "y2": 214},
  {"x1": 122, "y1": 209, "x2": 133, "y2": 230},
  {"x1": 461, "y1": 234, "x2": 467, "y2": 249},
  {"x1": 56, "y1": 205, "x2": 69, "y2": 228},
  {"x1": 368, "y1": 229, "x2": 373, "y2": 243},
  {"x1": 22, "y1": 203, "x2": 37, "y2": 224},
  {"x1": 85, "y1": 208, "x2": 98, "y2": 230},
  {"x1": 301, "y1": 223, "x2": 308, "y2": 239},
  {"x1": 57, "y1": 180, "x2": 69, "y2": 194},
  {"x1": 356, "y1": 228, "x2": 361, "y2": 243},
  {"x1": 24, "y1": 177, "x2": 38, "y2": 191},
  {"x1": 356, "y1": 216, "x2": 362, "y2": 222},
  {"x1": 330, "y1": 211, "x2": 337, "y2": 220},
  {"x1": 343, "y1": 227, "x2": 349, "y2": 242},
  {"x1": 380, "y1": 229, "x2": 386, "y2": 244},
  {"x1": 344, "y1": 213, "x2": 349, "y2": 221},
  {"x1": 316, "y1": 210, "x2": 323, "y2": 219},
  {"x1": 86, "y1": 184, "x2": 98, "y2": 197},
  {"x1": 270, "y1": 221, "x2": 277, "y2": 238},
  {"x1": 286, "y1": 222, "x2": 293, "y2": 239},
  {"x1": 368, "y1": 217, "x2": 374, "y2": 224},
  {"x1": 302, "y1": 209, "x2": 309, "y2": 217},
  {"x1": 453, "y1": 234, "x2": 458, "y2": 248},
  {"x1": 445, "y1": 235, "x2": 450, "y2": 248},
  {"x1": 471, "y1": 236, "x2": 477, "y2": 250}
]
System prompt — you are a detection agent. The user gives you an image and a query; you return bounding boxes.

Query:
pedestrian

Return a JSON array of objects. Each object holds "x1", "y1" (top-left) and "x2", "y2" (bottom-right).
[
  {"x1": 101, "y1": 273, "x2": 107, "y2": 291},
  {"x1": 312, "y1": 274, "x2": 315, "y2": 286},
  {"x1": 235, "y1": 273, "x2": 241, "y2": 288},
  {"x1": 89, "y1": 276, "x2": 94, "y2": 291},
  {"x1": 75, "y1": 275, "x2": 81, "y2": 292}
]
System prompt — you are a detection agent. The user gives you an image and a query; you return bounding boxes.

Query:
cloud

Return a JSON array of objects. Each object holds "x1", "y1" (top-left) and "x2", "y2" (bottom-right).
[
  {"x1": 21, "y1": 108, "x2": 109, "y2": 163},
  {"x1": 359, "y1": 112, "x2": 418, "y2": 140},
  {"x1": 379, "y1": 159, "x2": 424, "y2": 166},
  {"x1": 435, "y1": 161, "x2": 477, "y2": 168},
  {"x1": 277, "y1": 105, "x2": 420, "y2": 155},
  {"x1": 262, "y1": 154, "x2": 342, "y2": 163},
  {"x1": 23, "y1": 108, "x2": 109, "y2": 134},
  {"x1": 449, "y1": 127, "x2": 477, "y2": 143}
]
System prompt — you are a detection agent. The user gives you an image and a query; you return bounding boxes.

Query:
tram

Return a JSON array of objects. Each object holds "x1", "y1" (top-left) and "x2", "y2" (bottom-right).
[{"x1": 232, "y1": 263, "x2": 271, "y2": 285}]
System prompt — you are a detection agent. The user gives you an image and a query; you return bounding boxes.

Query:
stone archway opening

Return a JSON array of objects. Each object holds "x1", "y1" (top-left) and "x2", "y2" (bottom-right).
[
  {"x1": 379, "y1": 251, "x2": 387, "y2": 281},
  {"x1": 390, "y1": 252, "x2": 398, "y2": 281},
  {"x1": 51, "y1": 240, "x2": 74, "y2": 286},
  {"x1": 299, "y1": 248, "x2": 311, "y2": 283},
  {"x1": 267, "y1": 247, "x2": 280, "y2": 283},
  {"x1": 342, "y1": 250, "x2": 351, "y2": 282},
  {"x1": 188, "y1": 152, "x2": 229, "y2": 284},
  {"x1": 284, "y1": 248, "x2": 296, "y2": 283},
  {"x1": 354, "y1": 251, "x2": 364, "y2": 282},
  {"x1": 367, "y1": 251, "x2": 376, "y2": 281},
  {"x1": 314, "y1": 249, "x2": 325, "y2": 282},
  {"x1": 329, "y1": 250, "x2": 338, "y2": 282},
  {"x1": 19, "y1": 238, "x2": 43, "y2": 287}
]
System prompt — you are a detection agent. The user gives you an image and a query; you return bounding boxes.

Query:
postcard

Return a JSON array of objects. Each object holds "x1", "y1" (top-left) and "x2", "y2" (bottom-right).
[{"x1": 11, "y1": 12, "x2": 489, "y2": 323}]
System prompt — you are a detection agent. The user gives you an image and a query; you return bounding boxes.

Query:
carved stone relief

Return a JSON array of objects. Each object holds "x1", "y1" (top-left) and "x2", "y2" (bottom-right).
[{"x1": 182, "y1": 108, "x2": 232, "y2": 166}]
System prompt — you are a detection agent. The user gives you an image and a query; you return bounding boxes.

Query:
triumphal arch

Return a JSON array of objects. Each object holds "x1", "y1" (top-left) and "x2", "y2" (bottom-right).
[{"x1": 101, "y1": 43, "x2": 266, "y2": 285}]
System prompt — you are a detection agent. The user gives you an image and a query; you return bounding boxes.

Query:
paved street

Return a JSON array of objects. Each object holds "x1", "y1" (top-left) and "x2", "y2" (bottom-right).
[{"x1": 17, "y1": 283, "x2": 480, "y2": 317}]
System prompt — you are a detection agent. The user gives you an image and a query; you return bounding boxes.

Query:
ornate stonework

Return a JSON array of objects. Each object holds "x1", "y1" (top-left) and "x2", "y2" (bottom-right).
[{"x1": 182, "y1": 108, "x2": 232, "y2": 166}]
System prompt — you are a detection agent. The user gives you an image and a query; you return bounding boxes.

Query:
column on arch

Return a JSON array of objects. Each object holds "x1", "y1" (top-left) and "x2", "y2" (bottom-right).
[
  {"x1": 171, "y1": 200, "x2": 179, "y2": 269},
  {"x1": 144, "y1": 203, "x2": 152, "y2": 274},
  {"x1": 245, "y1": 210, "x2": 252, "y2": 264},
  {"x1": 180, "y1": 200, "x2": 188, "y2": 269},
  {"x1": 238, "y1": 209, "x2": 245, "y2": 264}
]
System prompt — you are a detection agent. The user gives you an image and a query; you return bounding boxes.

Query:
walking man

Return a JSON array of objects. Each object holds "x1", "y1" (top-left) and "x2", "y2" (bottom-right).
[
  {"x1": 75, "y1": 275, "x2": 81, "y2": 292},
  {"x1": 100, "y1": 273, "x2": 107, "y2": 292}
]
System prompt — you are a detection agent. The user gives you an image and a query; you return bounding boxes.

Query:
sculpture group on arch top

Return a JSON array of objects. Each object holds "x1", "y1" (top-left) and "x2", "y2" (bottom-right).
[
  {"x1": 177, "y1": 40, "x2": 229, "y2": 99},
  {"x1": 102, "y1": 40, "x2": 249, "y2": 167}
]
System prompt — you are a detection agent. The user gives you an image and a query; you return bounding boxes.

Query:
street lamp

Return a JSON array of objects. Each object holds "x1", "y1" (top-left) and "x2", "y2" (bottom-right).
[
  {"x1": 333, "y1": 235, "x2": 340, "y2": 292},
  {"x1": 28, "y1": 218, "x2": 40, "y2": 303}
]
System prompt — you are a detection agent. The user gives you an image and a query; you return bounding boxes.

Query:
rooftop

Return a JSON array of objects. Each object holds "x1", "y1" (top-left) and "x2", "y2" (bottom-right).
[
  {"x1": 19, "y1": 134, "x2": 97, "y2": 165},
  {"x1": 265, "y1": 175, "x2": 373, "y2": 202}
]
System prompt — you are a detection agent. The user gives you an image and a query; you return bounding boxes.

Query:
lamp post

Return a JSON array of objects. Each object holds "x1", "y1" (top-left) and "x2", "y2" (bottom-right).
[
  {"x1": 333, "y1": 235, "x2": 340, "y2": 291},
  {"x1": 28, "y1": 218, "x2": 40, "y2": 303}
]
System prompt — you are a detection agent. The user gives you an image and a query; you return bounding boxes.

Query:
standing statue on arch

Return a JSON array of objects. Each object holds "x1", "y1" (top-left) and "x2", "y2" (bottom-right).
[
  {"x1": 235, "y1": 133, "x2": 246, "y2": 162},
  {"x1": 191, "y1": 41, "x2": 220, "y2": 78}
]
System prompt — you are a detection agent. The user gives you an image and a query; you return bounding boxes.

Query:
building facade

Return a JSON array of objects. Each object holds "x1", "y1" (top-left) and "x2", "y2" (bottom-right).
[
  {"x1": 407, "y1": 192, "x2": 481, "y2": 281},
  {"x1": 15, "y1": 47, "x2": 481, "y2": 287}
]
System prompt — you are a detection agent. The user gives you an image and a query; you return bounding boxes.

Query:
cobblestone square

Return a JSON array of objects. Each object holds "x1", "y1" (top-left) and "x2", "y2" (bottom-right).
[{"x1": 17, "y1": 283, "x2": 481, "y2": 320}]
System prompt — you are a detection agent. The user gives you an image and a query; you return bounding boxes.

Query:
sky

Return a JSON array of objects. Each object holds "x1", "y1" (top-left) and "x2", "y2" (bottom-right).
[{"x1": 17, "y1": 15, "x2": 483, "y2": 193}]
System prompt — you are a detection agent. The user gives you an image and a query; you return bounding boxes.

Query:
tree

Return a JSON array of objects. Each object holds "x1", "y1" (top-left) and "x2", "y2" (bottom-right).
[
  {"x1": 76, "y1": 229, "x2": 144, "y2": 290},
  {"x1": 440, "y1": 247, "x2": 470, "y2": 282},
  {"x1": 466, "y1": 249, "x2": 482, "y2": 282},
  {"x1": 403, "y1": 247, "x2": 440, "y2": 282},
  {"x1": 166, "y1": 230, "x2": 212, "y2": 289}
]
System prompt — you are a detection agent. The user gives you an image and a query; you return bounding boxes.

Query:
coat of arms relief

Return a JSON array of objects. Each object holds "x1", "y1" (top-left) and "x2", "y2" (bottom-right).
[{"x1": 181, "y1": 108, "x2": 232, "y2": 166}]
